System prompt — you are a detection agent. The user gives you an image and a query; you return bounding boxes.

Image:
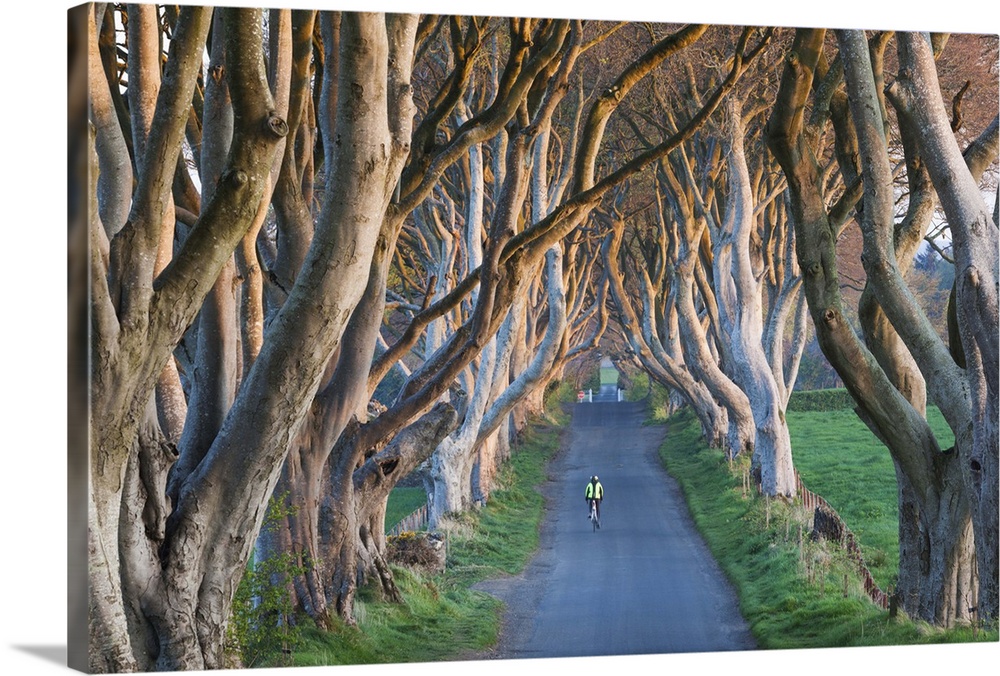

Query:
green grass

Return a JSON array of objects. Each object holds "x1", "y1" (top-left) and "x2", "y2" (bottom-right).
[
  {"x1": 385, "y1": 487, "x2": 428, "y2": 534},
  {"x1": 290, "y1": 567, "x2": 502, "y2": 666},
  {"x1": 787, "y1": 405, "x2": 954, "y2": 590},
  {"x1": 624, "y1": 371, "x2": 672, "y2": 423},
  {"x1": 599, "y1": 366, "x2": 619, "y2": 386},
  {"x1": 658, "y1": 406, "x2": 996, "y2": 650},
  {"x1": 278, "y1": 382, "x2": 570, "y2": 668}
]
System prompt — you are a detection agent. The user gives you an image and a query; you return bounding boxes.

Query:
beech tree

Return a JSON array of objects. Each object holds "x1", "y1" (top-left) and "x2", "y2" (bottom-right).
[
  {"x1": 767, "y1": 27, "x2": 997, "y2": 625},
  {"x1": 85, "y1": 5, "x2": 442, "y2": 668},
  {"x1": 884, "y1": 32, "x2": 998, "y2": 622},
  {"x1": 598, "y1": 28, "x2": 803, "y2": 494},
  {"x1": 89, "y1": 6, "x2": 282, "y2": 669}
]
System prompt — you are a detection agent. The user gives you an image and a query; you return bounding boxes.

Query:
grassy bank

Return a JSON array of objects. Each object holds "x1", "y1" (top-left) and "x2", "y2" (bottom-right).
[
  {"x1": 658, "y1": 405, "x2": 997, "y2": 650},
  {"x1": 275, "y1": 383, "x2": 570, "y2": 668},
  {"x1": 623, "y1": 371, "x2": 672, "y2": 422},
  {"x1": 787, "y1": 402, "x2": 953, "y2": 590}
]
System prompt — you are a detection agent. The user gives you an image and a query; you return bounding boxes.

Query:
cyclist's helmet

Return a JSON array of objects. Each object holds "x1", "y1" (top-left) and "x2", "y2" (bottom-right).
[{"x1": 592, "y1": 475, "x2": 598, "y2": 481}]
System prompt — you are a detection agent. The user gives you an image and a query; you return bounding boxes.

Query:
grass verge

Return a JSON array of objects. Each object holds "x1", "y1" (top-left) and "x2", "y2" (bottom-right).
[
  {"x1": 281, "y1": 383, "x2": 570, "y2": 668},
  {"x1": 624, "y1": 371, "x2": 672, "y2": 423},
  {"x1": 659, "y1": 406, "x2": 997, "y2": 650}
]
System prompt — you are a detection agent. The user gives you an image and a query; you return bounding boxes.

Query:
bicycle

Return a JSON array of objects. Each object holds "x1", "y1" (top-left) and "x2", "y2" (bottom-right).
[{"x1": 589, "y1": 498, "x2": 600, "y2": 531}]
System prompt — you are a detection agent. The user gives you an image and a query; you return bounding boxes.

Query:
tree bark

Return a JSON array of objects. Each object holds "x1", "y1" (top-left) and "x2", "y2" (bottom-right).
[
  {"x1": 168, "y1": 10, "x2": 240, "y2": 502},
  {"x1": 767, "y1": 28, "x2": 979, "y2": 626},
  {"x1": 323, "y1": 403, "x2": 457, "y2": 614},
  {"x1": 90, "y1": 3, "x2": 131, "y2": 238},
  {"x1": 255, "y1": 11, "x2": 420, "y2": 628},
  {"x1": 887, "y1": 31, "x2": 999, "y2": 622},
  {"x1": 89, "y1": 6, "x2": 299, "y2": 668},
  {"x1": 430, "y1": 331, "x2": 501, "y2": 521},
  {"x1": 713, "y1": 98, "x2": 796, "y2": 495}
]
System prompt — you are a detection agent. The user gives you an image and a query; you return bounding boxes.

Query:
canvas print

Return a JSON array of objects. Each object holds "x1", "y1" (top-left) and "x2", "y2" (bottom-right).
[{"x1": 67, "y1": 1, "x2": 999, "y2": 673}]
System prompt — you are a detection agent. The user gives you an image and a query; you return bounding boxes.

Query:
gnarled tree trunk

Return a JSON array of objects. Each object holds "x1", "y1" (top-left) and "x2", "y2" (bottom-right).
[
  {"x1": 712, "y1": 98, "x2": 796, "y2": 496},
  {"x1": 887, "y1": 32, "x2": 999, "y2": 622},
  {"x1": 767, "y1": 27, "x2": 980, "y2": 626}
]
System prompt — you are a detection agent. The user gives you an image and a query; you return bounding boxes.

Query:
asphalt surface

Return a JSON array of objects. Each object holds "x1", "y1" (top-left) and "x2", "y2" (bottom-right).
[{"x1": 472, "y1": 387, "x2": 756, "y2": 660}]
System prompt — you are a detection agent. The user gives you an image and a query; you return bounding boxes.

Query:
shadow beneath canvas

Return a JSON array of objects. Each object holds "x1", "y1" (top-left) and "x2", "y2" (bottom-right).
[{"x1": 12, "y1": 645, "x2": 67, "y2": 667}]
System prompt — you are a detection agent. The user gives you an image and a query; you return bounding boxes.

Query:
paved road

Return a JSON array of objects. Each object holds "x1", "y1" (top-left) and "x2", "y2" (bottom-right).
[{"x1": 473, "y1": 397, "x2": 756, "y2": 660}]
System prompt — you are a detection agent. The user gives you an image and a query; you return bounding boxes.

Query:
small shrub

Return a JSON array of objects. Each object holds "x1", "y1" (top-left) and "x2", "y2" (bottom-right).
[
  {"x1": 626, "y1": 372, "x2": 673, "y2": 423},
  {"x1": 386, "y1": 531, "x2": 447, "y2": 574},
  {"x1": 225, "y1": 494, "x2": 307, "y2": 668},
  {"x1": 625, "y1": 371, "x2": 651, "y2": 401},
  {"x1": 646, "y1": 382, "x2": 672, "y2": 422},
  {"x1": 866, "y1": 548, "x2": 888, "y2": 569}
]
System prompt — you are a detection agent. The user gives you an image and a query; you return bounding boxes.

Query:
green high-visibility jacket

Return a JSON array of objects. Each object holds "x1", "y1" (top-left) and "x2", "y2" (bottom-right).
[{"x1": 585, "y1": 481, "x2": 603, "y2": 500}]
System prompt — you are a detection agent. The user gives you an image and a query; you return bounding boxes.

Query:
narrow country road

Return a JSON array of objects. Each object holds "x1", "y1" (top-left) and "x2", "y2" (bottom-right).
[{"x1": 473, "y1": 390, "x2": 756, "y2": 660}]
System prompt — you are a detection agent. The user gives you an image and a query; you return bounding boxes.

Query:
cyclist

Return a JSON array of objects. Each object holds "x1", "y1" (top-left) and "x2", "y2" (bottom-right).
[{"x1": 585, "y1": 475, "x2": 604, "y2": 520}]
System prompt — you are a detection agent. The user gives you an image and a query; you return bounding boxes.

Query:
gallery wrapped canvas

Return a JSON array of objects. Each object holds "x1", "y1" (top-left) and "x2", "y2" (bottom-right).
[{"x1": 63, "y1": 1, "x2": 998, "y2": 674}]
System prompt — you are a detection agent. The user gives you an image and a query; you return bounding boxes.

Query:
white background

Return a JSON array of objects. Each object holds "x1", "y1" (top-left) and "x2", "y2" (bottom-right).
[{"x1": 4, "y1": 1, "x2": 997, "y2": 674}]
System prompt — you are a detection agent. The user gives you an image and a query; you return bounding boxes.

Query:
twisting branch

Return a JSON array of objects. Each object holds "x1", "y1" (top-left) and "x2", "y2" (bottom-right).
[
  {"x1": 951, "y1": 79, "x2": 971, "y2": 132},
  {"x1": 506, "y1": 26, "x2": 773, "y2": 264}
]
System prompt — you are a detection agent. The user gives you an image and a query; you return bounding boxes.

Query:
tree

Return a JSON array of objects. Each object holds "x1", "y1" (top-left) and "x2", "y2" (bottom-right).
[
  {"x1": 85, "y1": 6, "x2": 439, "y2": 668},
  {"x1": 710, "y1": 96, "x2": 797, "y2": 495},
  {"x1": 88, "y1": 6, "x2": 278, "y2": 669},
  {"x1": 767, "y1": 26, "x2": 998, "y2": 626},
  {"x1": 885, "y1": 31, "x2": 999, "y2": 623}
]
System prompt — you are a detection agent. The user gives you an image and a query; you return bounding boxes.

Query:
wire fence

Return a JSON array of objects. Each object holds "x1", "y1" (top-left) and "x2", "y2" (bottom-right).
[
  {"x1": 794, "y1": 471, "x2": 891, "y2": 610},
  {"x1": 388, "y1": 503, "x2": 429, "y2": 537}
]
